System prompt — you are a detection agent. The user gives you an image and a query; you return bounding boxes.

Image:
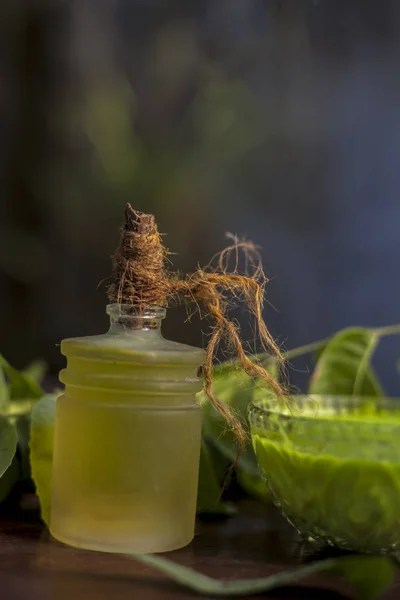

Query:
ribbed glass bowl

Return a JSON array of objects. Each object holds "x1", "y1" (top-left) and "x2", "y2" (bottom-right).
[{"x1": 249, "y1": 395, "x2": 400, "y2": 554}]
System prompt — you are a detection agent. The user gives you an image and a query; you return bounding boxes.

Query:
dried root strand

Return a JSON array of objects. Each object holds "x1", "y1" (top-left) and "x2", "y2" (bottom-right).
[
  {"x1": 108, "y1": 206, "x2": 286, "y2": 449},
  {"x1": 173, "y1": 253, "x2": 286, "y2": 450}
]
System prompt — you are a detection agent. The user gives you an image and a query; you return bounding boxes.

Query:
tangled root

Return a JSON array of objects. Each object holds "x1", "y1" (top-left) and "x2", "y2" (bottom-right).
[{"x1": 108, "y1": 204, "x2": 286, "y2": 450}]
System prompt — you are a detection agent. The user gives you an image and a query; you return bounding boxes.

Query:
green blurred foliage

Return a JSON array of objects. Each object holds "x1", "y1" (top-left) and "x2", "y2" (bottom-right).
[{"x1": 0, "y1": 3, "x2": 272, "y2": 372}]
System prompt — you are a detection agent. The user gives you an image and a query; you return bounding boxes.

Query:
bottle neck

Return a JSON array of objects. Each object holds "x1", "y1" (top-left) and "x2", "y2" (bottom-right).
[{"x1": 106, "y1": 304, "x2": 166, "y2": 335}]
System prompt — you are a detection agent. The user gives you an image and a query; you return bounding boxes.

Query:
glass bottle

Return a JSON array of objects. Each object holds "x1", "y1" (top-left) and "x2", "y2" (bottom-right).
[{"x1": 49, "y1": 304, "x2": 204, "y2": 553}]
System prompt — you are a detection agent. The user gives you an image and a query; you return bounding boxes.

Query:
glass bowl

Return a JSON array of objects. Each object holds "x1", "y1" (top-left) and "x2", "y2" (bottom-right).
[{"x1": 249, "y1": 394, "x2": 400, "y2": 554}]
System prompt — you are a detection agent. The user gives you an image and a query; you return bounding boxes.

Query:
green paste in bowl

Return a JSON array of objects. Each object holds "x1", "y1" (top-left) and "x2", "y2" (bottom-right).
[{"x1": 249, "y1": 394, "x2": 400, "y2": 554}]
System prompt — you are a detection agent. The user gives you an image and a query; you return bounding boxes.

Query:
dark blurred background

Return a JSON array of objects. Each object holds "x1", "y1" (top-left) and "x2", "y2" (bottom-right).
[{"x1": 1, "y1": 0, "x2": 400, "y2": 392}]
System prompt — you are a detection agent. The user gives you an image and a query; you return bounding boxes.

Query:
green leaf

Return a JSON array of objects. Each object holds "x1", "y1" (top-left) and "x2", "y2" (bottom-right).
[
  {"x1": 199, "y1": 360, "x2": 278, "y2": 501},
  {"x1": 0, "y1": 367, "x2": 9, "y2": 412},
  {"x1": 128, "y1": 554, "x2": 395, "y2": 599},
  {"x1": 6, "y1": 399, "x2": 35, "y2": 418},
  {"x1": 200, "y1": 375, "x2": 259, "y2": 491},
  {"x1": 29, "y1": 394, "x2": 57, "y2": 524},
  {"x1": 0, "y1": 456, "x2": 20, "y2": 503},
  {"x1": 15, "y1": 414, "x2": 32, "y2": 482},
  {"x1": 259, "y1": 339, "x2": 328, "y2": 366},
  {"x1": 197, "y1": 440, "x2": 236, "y2": 516},
  {"x1": 0, "y1": 415, "x2": 18, "y2": 480},
  {"x1": 237, "y1": 469, "x2": 270, "y2": 501},
  {"x1": 335, "y1": 555, "x2": 396, "y2": 600},
  {"x1": 23, "y1": 360, "x2": 47, "y2": 385},
  {"x1": 0, "y1": 354, "x2": 43, "y2": 401},
  {"x1": 199, "y1": 368, "x2": 255, "y2": 467},
  {"x1": 313, "y1": 340, "x2": 328, "y2": 365},
  {"x1": 200, "y1": 365, "x2": 274, "y2": 471},
  {"x1": 309, "y1": 328, "x2": 383, "y2": 396},
  {"x1": 205, "y1": 441, "x2": 230, "y2": 486}
]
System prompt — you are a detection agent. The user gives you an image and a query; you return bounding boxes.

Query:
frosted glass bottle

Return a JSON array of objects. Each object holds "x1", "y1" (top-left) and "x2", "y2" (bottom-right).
[{"x1": 50, "y1": 304, "x2": 204, "y2": 553}]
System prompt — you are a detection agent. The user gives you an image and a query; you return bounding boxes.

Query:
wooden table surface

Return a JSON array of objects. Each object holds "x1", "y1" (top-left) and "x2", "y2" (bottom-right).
[{"x1": 0, "y1": 496, "x2": 398, "y2": 600}]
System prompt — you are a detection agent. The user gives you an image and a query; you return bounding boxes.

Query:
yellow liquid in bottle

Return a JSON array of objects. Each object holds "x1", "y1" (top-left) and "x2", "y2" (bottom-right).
[
  {"x1": 51, "y1": 394, "x2": 201, "y2": 553},
  {"x1": 50, "y1": 306, "x2": 204, "y2": 553}
]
